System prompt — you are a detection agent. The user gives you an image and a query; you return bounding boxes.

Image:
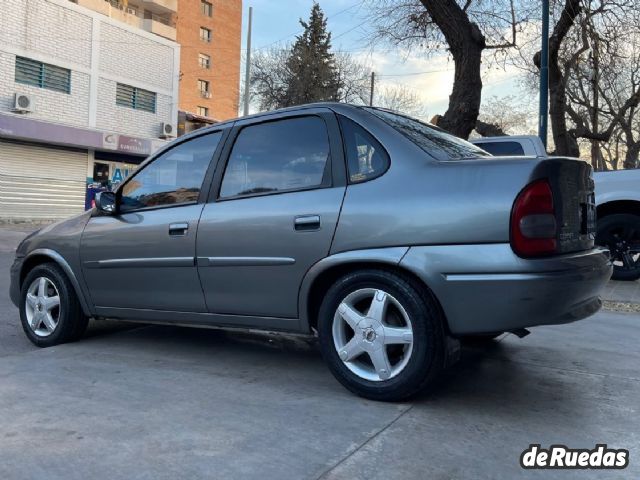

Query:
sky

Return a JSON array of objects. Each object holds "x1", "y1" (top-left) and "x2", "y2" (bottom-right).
[{"x1": 240, "y1": 0, "x2": 533, "y2": 119}]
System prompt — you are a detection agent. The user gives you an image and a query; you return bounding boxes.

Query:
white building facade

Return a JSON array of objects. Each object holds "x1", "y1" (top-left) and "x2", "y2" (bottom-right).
[{"x1": 0, "y1": 0, "x2": 180, "y2": 221}]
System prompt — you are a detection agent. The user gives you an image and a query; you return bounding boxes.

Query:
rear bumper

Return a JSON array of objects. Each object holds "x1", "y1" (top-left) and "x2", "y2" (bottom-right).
[{"x1": 400, "y1": 245, "x2": 612, "y2": 335}]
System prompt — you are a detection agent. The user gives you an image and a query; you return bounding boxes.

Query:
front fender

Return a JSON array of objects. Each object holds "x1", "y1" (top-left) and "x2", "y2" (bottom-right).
[{"x1": 297, "y1": 247, "x2": 409, "y2": 333}]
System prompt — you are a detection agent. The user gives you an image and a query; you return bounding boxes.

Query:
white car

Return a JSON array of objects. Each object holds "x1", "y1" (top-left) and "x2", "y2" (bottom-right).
[{"x1": 472, "y1": 135, "x2": 640, "y2": 281}]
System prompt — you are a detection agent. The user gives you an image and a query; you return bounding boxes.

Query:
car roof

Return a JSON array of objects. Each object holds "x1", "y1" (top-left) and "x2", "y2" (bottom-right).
[{"x1": 180, "y1": 102, "x2": 364, "y2": 141}]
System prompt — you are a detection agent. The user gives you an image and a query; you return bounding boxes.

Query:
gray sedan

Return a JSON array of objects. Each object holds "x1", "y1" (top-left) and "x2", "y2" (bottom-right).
[{"x1": 9, "y1": 103, "x2": 611, "y2": 401}]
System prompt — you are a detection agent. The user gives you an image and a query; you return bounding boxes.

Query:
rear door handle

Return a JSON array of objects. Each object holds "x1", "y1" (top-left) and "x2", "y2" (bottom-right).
[
  {"x1": 294, "y1": 215, "x2": 321, "y2": 231},
  {"x1": 169, "y1": 222, "x2": 189, "y2": 236}
]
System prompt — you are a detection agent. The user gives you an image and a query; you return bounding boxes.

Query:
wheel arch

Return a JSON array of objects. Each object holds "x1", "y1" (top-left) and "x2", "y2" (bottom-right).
[
  {"x1": 597, "y1": 200, "x2": 640, "y2": 219},
  {"x1": 20, "y1": 249, "x2": 93, "y2": 316},
  {"x1": 299, "y1": 248, "x2": 448, "y2": 334}
]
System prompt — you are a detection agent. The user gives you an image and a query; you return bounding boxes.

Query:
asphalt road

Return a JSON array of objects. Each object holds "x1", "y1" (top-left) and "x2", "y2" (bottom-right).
[{"x1": 1, "y1": 229, "x2": 639, "y2": 479}]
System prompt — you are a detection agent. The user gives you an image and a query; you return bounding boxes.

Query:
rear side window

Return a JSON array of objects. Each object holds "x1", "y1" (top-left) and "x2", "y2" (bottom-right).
[
  {"x1": 220, "y1": 116, "x2": 331, "y2": 198},
  {"x1": 120, "y1": 132, "x2": 222, "y2": 210},
  {"x1": 339, "y1": 116, "x2": 389, "y2": 183},
  {"x1": 473, "y1": 141, "x2": 525, "y2": 156},
  {"x1": 365, "y1": 108, "x2": 490, "y2": 161}
]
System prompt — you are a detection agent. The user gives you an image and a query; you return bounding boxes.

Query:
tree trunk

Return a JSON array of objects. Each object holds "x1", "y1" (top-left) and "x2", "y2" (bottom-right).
[
  {"x1": 420, "y1": 0, "x2": 485, "y2": 139},
  {"x1": 624, "y1": 143, "x2": 640, "y2": 169},
  {"x1": 475, "y1": 119, "x2": 507, "y2": 137}
]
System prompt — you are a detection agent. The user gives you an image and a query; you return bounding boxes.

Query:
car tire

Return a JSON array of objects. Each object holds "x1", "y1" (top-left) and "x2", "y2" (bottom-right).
[
  {"x1": 596, "y1": 213, "x2": 640, "y2": 281},
  {"x1": 317, "y1": 269, "x2": 445, "y2": 401},
  {"x1": 20, "y1": 263, "x2": 89, "y2": 348}
]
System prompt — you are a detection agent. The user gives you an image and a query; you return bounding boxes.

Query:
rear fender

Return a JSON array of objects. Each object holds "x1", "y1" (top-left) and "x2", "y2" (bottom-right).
[{"x1": 297, "y1": 247, "x2": 409, "y2": 333}]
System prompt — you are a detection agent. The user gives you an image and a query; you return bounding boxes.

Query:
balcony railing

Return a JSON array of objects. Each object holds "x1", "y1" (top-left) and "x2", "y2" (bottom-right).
[{"x1": 150, "y1": 13, "x2": 172, "y2": 26}]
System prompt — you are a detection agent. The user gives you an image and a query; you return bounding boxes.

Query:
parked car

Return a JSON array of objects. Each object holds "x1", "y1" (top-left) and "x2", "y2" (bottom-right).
[
  {"x1": 472, "y1": 135, "x2": 640, "y2": 281},
  {"x1": 10, "y1": 104, "x2": 611, "y2": 401}
]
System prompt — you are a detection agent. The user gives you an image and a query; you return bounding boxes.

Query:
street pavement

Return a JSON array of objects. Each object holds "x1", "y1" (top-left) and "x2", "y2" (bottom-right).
[{"x1": 0, "y1": 226, "x2": 638, "y2": 479}]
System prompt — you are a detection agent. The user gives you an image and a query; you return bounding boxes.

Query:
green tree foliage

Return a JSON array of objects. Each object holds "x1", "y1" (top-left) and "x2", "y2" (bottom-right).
[{"x1": 269, "y1": 3, "x2": 342, "y2": 108}]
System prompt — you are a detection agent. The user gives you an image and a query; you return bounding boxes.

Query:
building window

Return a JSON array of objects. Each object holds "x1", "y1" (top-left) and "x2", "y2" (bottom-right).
[
  {"x1": 198, "y1": 80, "x2": 210, "y2": 98},
  {"x1": 200, "y1": 27, "x2": 212, "y2": 43},
  {"x1": 116, "y1": 83, "x2": 156, "y2": 113},
  {"x1": 197, "y1": 106, "x2": 209, "y2": 117},
  {"x1": 15, "y1": 56, "x2": 71, "y2": 94},
  {"x1": 198, "y1": 53, "x2": 211, "y2": 69},
  {"x1": 201, "y1": 0, "x2": 213, "y2": 17}
]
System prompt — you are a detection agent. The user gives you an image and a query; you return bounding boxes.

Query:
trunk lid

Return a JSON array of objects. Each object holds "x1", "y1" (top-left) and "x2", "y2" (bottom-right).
[{"x1": 533, "y1": 157, "x2": 596, "y2": 254}]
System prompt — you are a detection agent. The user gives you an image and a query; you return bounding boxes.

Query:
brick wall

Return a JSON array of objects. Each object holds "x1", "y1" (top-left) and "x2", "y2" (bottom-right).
[
  {"x1": 95, "y1": 78, "x2": 173, "y2": 139},
  {"x1": 0, "y1": 0, "x2": 93, "y2": 68},
  {"x1": 0, "y1": 0, "x2": 179, "y2": 139},
  {"x1": 0, "y1": 52, "x2": 91, "y2": 127},
  {"x1": 99, "y1": 23, "x2": 176, "y2": 93},
  {"x1": 176, "y1": 0, "x2": 242, "y2": 120}
]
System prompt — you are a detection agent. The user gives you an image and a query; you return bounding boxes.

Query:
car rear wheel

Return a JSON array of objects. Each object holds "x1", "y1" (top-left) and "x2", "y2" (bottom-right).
[
  {"x1": 596, "y1": 214, "x2": 640, "y2": 281},
  {"x1": 20, "y1": 263, "x2": 89, "y2": 347},
  {"x1": 318, "y1": 270, "x2": 445, "y2": 401}
]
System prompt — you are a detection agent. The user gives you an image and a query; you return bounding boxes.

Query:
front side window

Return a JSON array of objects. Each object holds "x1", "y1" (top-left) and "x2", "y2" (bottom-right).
[
  {"x1": 339, "y1": 116, "x2": 389, "y2": 183},
  {"x1": 15, "y1": 56, "x2": 71, "y2": 94},
  {"x1": 365, "y1": 108, "x2": 491, "y2": 161},
  {"x1": 200, "y1": 27, "x2": 211, "y2": 42},
  {"x1": 116, "y1": 83, "x2": 156, "y2": 113},
  {"x1": 120, "y1": 132, "x2": 222, "y2": 210},
  {"x1": 220, "y1": 116, "x2": 331, "y2": 199}
]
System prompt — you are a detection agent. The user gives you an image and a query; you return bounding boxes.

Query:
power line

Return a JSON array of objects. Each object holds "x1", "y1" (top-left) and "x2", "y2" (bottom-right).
[
  {"x1": 377, "y1": 68, "x2": 452, "y2": 78},
  {"x1": 252, "y1": 0, "x2": 366, "y2": 51}
]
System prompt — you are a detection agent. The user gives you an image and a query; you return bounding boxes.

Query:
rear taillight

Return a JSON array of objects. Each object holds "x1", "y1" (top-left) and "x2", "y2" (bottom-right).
[{"x1": 511, "y1": 179, "x2": 557, "y2": 257}]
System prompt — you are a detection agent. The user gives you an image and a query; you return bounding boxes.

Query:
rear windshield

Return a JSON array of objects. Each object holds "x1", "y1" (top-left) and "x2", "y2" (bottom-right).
[{"x1": 364, "y1": 108, "x2": 491, "y2": 161}]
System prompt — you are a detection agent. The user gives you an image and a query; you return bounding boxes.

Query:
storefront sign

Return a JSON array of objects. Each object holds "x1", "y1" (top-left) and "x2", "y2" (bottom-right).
[{"x1": 0, "y1": 112, "x2": 165, "y2": 157}]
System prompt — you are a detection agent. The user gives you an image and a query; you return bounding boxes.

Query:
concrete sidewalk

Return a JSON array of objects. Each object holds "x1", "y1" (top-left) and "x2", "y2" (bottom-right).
[
  {"x1": 602, "y1": 279, "x2": 640, "y2": 304},
  {"x1": 0, "y1": 311, "x2": 638, "y2": 480}
]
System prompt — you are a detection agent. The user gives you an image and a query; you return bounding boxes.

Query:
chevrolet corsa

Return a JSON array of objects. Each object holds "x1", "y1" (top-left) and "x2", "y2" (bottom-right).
[{"x1": 10, "y1": 104, "x2": 612, "y2": 401}]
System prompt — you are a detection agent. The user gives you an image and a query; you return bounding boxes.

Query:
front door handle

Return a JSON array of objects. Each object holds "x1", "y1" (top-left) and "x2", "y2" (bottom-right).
[
  {"x1": 169, "y1": 222, "x2": 189, "y2": 236},
  {"x1": 294, "y1": 215, "x2": 321, "y2": 231}
]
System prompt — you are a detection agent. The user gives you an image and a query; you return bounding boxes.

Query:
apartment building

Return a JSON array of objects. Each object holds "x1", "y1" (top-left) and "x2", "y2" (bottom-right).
[
  {"x1": 73, "y1": 0, "x2": 242, "y2": 127},
  {"x1": 176, "y1": 0, "x2": 242, "y2": 125},
  {"x1": 0, "y1": 0, "x2": 179, "y2": 221}
]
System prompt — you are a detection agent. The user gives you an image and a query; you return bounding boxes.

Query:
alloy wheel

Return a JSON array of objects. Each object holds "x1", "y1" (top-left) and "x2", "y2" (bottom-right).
[
  {"x1": 599, "y1": 225, "x2": 640, "y2": 272},
  {"x1": 332, "y1": 288, "x2": 414, "y2": 382},
  {"x1": 24, "y1": 277, "x2": 61, "y2": 338}
]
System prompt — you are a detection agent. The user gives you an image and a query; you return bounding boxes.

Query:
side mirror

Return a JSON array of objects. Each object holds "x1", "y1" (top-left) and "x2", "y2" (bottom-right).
[{"x1": 95, "y1": 191, "x2": 117, "y2": 214}]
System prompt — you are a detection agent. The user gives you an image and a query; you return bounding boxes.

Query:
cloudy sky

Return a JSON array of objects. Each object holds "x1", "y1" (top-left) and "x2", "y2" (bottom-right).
[{"x1": 241, "y1": 0, "x2": 534, "y2": 118}]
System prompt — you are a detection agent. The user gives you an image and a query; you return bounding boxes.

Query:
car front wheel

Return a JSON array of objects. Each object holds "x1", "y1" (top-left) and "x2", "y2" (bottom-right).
[
  {"x1": 318, "y1": 270, "x2": 445, "y2": 401},
  {"x1": 20, "y1": 263, "x2": 89, "y2": 347}
]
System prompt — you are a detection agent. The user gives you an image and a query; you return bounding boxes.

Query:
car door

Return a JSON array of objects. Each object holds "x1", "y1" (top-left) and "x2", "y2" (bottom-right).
[
  {"x1": 196, "y1": 110, "x2": 346, "y2": 321},
  {"x1": 81, "y1": 131, "x2": 226, "y2": 314}
]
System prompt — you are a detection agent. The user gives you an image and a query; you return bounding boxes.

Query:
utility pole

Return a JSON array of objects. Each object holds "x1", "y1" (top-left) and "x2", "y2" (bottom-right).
[
  {"x1": 243, "y1": 6, "x2": 253, "y2": 116},
  {"x1": 590, "y1": 29, "x2": 600, "y2": 170},
  {"x1": 538, "y1": 0, "x2": 549, "y2": 148},
  {"x1": 369, "y1": 71, "x2": 375, "y2": 106}
]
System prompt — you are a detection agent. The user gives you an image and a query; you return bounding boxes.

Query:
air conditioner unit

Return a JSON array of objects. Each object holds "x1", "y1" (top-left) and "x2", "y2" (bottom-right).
[
  {"x1": 13, "y1": 93, "x2": 33, "y2": 113},
  {"x1": 201, "y1": 91, "x2": 212, "y2": 99},
  {"x1": 160, "y1": 122, "x2": 176, "y2": 139}
]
